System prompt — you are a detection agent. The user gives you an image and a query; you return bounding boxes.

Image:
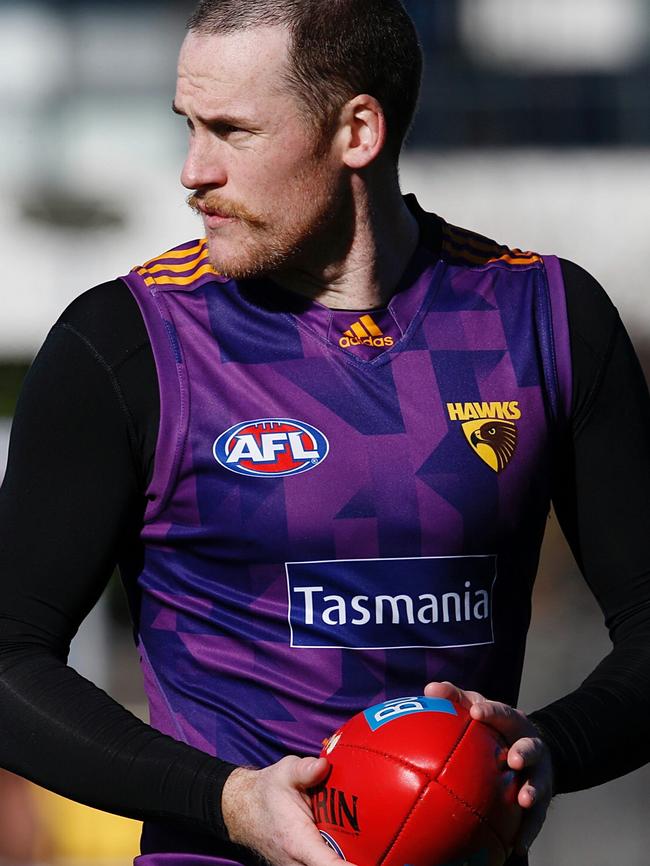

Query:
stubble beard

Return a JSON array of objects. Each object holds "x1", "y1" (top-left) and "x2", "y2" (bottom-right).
[{"x1": 187, "y1": 162, "x2": 349, "y2": 281}]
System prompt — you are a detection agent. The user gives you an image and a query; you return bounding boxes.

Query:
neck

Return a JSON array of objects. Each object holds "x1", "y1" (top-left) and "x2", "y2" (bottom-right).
[{"x1": 272, "y1": 173, "x2": 420, "y2": 310}]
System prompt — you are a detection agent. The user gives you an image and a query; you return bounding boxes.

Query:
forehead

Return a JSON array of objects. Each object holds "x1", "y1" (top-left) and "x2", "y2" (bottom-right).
[{"x1": 176, "y1": 26, "x2": 294, "y2": 117}]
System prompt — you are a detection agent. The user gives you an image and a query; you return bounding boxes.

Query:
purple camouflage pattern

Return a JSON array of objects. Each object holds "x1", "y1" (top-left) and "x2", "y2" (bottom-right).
[{"x1": 120, "y1": 209, "x2": 571, "y2": 865}]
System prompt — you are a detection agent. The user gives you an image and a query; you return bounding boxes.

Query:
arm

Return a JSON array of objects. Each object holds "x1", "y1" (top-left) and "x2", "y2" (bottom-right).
[
  {"x1": 427, "y1": 260, "x2": 650, "y2": 851},
  {"x1": 0, "y1": 282, "x2": 352, "y2": 866},
  {"x1": 529, "y1": 261, "x2": 650, "y2": 791},
  {"x1": 0, "y1": 296, "x2": 235, "y2": 836}
]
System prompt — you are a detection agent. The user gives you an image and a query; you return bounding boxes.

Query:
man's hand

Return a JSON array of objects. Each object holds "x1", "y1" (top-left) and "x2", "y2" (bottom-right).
[
  {"x1": 222, "y1": 755, "x2": 356, "y2": 866},
  {"x1": 424, "y1": 681, "x2": 553, "y2": 856}
]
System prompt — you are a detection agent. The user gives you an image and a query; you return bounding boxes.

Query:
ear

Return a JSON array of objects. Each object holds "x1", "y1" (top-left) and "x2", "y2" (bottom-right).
[{"x1": 339, "y1": 94, "x2": 387, "y2": 170}]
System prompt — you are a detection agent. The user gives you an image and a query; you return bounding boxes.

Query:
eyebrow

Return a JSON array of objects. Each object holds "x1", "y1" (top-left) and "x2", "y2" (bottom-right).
[{"x1": 172, "y1": 101, "x2": 254, "y2": 128}]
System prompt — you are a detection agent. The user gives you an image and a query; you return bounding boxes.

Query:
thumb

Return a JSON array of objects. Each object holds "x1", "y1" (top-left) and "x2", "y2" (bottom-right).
[{"x1": 293, "y1": 756, "x2": 330, "y2": 789}]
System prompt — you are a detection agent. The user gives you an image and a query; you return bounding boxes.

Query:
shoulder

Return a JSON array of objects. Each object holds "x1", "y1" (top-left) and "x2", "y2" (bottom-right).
[
  {"x1": 436, "y1": 216, "x2": 620, "y2": 349},
  {"x1": 56, "y1": 279, "x2": 150, "y2": 371},
  {"x1": 558, "y1": 258, "x2": 626, "y2": 423},
  {"x1": 559, "y1": 259, "x2": 621, "y2": 390},
  {"x1": 560, "y1": 258, "x2": 619, "y2": 349},
  {"x1": 438, "y1": 218, "x2": 543, "y2": 270},
  {"x1": 53, "y1": 277, "x2": 160, "y2": 480},
  {"x1": 54, "y1": 236, "x2": 214, "y2": 366},
  {"x1": 408, "y1": 196, "x2": 543, "y2": 270},
  {"x1": 130, "y1": 238, "x2": 219, "y2": 290}
]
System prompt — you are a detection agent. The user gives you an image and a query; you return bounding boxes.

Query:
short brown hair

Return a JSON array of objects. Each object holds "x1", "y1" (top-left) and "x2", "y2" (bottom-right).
[{"x1": 186, "y1": 0, "x2": 422, "y2": 161}]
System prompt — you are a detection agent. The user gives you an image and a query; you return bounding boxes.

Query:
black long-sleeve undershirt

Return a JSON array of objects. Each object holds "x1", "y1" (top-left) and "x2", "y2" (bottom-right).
[
  {"x1": 529, "y1": 264, "x2": 650, "y2": 792},
  {"x1": 1, "y1": 257, "x2": 650, "y2": 842}
]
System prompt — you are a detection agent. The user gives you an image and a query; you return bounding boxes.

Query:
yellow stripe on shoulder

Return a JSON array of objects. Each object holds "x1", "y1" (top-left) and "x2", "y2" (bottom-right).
[
  {"x1": 442, "y1": 223, "x2": 541, "y2": 266},
  {"x1": 142, "y1": 239, "x2": 206, "y2": 268},
  {"x1": 145, "y1": 249, "x2": 210, "y2": 276},
  {"x1": 132, "y1": 239, "x2": 221, "y2": 287},
  {"x1": 136, "y1": 267, "x2": 156, "y2": 287},
  {"x1": 148, "y1": 262, "x2": 218, "y2": 286}
]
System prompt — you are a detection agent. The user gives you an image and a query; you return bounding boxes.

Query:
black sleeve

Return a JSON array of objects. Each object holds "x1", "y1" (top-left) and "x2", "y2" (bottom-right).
[
  {"x1": 0, "y1": 281, "x2": 236, "y2": 837},
  {"x1": 528, "y1": 259, "x2": 650, "y2": 793},
  {"x1": 3, "y1": 262, "x2": 650, "y2": 814}
]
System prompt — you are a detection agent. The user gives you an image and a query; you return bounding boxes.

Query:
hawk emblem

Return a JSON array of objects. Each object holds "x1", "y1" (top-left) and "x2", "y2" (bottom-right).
[{"x1": 462, "y1": 419, "x2": 517, "y2": 473}]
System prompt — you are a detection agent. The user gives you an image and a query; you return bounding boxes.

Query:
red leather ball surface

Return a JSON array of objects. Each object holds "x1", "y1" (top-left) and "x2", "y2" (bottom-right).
[{"x1": 311, "y1": 697, "x2": 522, "y2": 866}]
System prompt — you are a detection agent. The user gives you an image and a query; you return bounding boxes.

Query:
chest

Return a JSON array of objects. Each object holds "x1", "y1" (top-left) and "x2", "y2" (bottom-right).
[{"x1": 173, "y1": 306, "x2": 552, "y2": 565}]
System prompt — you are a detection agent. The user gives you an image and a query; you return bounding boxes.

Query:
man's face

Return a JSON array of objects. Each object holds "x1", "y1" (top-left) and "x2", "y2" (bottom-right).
[{"x1": 175, "y1": 27, "x2": 348, "y2": 280}]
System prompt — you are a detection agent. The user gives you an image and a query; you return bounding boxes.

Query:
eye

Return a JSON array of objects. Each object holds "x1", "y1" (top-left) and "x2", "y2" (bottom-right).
[{"x1": 210, "y1": 122, "x2": 244, "y2": 138}]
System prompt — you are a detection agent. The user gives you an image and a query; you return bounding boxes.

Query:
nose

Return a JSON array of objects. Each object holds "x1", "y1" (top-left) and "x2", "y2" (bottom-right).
[{"x1": 180, "y1": 134, "x2": 227, "y2": 191}]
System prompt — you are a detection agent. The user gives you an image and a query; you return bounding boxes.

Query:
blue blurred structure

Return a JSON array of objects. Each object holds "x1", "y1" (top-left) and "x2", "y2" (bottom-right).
[
  {"x1": 2, "y1": 0, "x2": 648, "y2": 150},
  {"x1": 402, "y1": 0, "x2": 650, "y2": 147}
]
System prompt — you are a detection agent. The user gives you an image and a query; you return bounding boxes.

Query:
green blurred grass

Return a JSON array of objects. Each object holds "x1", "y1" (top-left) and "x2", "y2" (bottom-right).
[{"x1": 0, "y1": 362, "x2": 29, "y2": 417}]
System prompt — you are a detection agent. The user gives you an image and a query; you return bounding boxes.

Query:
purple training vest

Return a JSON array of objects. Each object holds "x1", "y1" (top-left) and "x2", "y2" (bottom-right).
[{"x1": 119, "y1": 207, "x2": 571, "y2": 865}]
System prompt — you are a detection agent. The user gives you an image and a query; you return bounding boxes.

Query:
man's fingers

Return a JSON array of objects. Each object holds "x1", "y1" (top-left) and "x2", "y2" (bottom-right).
[
  {"x1": 508, "y1": 751, "x2": 553, "y2": 854},
  {"x1": 222, "y1": 756, "x2": 361, "y2": 866},
  {"x1": 504, "y1": 736, "x2": 553, "y2": 855},
  {"x1": 518, "y1": 781, "x2": 538, "y2": 808},
  {"x1": 422, "y1": 683, "x2": 554, "y2": 857},
  {"x1": 517, "y1": 761, "x2": 552, "y2": 807},
  {"x1": 289, "y1": 834, "x2": 357, "y2": 866},
  {"x1": 292, "y1": 756, "x2": 330, "y2": 789},
  {"x1": 470, "y1": 699, "x2": 535, "y2": 741},
  {"x1": 514, "y1": 798, "x2": 551, "y2": 855},
  {"x1": 287, "y1": 822, "x2": 359, "y2": 866},
  {"x1": 507, "y1": 736, "x2": 545, "y2": 771},
  {"x1": 424, "y1": 681, "x2": 487, "y2": 708}
]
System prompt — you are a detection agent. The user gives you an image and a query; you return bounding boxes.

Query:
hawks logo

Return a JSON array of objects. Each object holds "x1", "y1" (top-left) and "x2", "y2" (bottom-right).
[
  {"x1": 446, "y1": 402, "x2": 519, "y2": 473},
  {"x1": 462, "y1": 419, "x2": 517, "y2": 473},
  {"x1": 213, "y1": 419, "x2": 329, "y2": 477}
]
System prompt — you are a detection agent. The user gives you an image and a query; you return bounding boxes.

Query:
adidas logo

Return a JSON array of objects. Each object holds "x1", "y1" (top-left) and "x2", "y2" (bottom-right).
[{"x1": 339, "y1": 315, "x2": 395, "y2": 349}]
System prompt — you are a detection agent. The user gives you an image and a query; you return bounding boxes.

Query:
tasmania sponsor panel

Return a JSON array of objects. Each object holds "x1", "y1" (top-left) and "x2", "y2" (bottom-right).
[{"x1": 286, "y1": 555, "x2": 496, "y2": 649}]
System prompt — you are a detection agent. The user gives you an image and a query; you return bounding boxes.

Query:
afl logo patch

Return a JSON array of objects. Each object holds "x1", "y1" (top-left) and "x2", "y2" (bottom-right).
[{"x1": 213, "y1": 419, "x2": 329, "y2": 478}]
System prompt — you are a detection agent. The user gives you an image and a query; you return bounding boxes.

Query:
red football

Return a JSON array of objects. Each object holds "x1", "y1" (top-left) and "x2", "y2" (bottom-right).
[{"x1": 312, "y1": 696, "x2": 522, "y2": 866}]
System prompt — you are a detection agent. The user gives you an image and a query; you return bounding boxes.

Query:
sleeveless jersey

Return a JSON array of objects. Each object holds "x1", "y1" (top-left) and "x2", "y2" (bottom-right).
[{"x1": 119, "y1": 208, "x2": 571, "y2": 865}]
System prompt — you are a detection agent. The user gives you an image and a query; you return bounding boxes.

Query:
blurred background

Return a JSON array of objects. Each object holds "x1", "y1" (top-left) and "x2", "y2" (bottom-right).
[{"x1": 0, "y1": 0, "x2": 649, "y2": 863}]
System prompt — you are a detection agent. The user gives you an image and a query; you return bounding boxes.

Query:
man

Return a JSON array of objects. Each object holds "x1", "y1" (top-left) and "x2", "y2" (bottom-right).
[{"x1": 1, "y1": 2, "x2": 649, "y2": 865}]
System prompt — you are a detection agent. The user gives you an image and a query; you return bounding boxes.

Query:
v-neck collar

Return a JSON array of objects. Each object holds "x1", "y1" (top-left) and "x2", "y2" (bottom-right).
[
  {"x1": 293, "y1": 242, "x2": 440, "y2": 359},
  {"x1": 233, "y1": 197, "x2": 444, "y2": 363}
]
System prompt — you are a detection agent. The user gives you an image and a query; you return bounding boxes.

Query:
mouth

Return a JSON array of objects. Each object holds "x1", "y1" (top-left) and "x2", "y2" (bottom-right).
[
  {"x1": 187, "y1": 192, "x2": 264, "y2": 230},
  {"x1": 198, "y1": 203, "x2": 225, "y2": 217},
  {"x1": 197, "y1": 203, "x2": 236, "y2": 227},
  {"x1": 190, "y1": 196, "x2": 236, "y2": 222}
]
